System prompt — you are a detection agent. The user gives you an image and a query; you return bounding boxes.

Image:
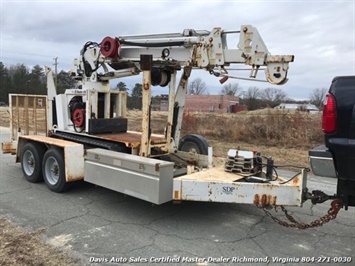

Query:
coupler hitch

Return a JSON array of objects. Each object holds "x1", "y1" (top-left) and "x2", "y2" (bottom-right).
[{"x1": 304, "y1": 189, "x2": 337, "y2": 205}]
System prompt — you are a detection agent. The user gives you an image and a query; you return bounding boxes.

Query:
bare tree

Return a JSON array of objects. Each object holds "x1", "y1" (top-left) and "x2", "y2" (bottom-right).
[
  {"x1": 310, "y1": 88, "x2": 327, "y2": 108},
  {"x1": 188, "y1": 78, "x2": 207, "y2": 95},
  {"x1": 261, "y1": 87, "x2": 287, "y2": 107},
  {"x1": 220, "y1": 82, "x2": 242, "y2": 96},
  {"x1": 242, "y1": 86, "x2": 262, "y2": 110},
  {"x1": 244, "y1": 86, "x2": 261, "y2": 99}
]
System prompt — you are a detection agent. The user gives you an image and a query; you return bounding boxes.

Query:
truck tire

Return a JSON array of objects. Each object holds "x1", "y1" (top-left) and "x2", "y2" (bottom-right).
[
  {"x1": 20, "y1": 142, "x2": 45, "y2": 183},
  {"x1": 42, "y1": 148, "x2": 67, "y2": 193},
  {"x1": 178, "y1": 134, "x2": 209, "y2": 155}
]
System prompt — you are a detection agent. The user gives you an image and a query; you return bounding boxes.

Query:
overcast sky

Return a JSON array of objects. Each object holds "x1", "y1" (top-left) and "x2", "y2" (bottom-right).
[{"x1": 1, "y1": 0, "x2": 354, "y2": 100}]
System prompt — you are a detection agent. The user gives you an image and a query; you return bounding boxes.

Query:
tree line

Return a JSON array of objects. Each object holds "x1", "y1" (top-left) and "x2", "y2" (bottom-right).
[
  {"x1": 186, "y1": 77, "x2": 327, "y2": 110},
  {"x1": 0, "y1": 62, "x2": 144, "y2": 109},
  {"x1": 0, "y1": 62, "x2": 327, "y2": 110},
  {"x1": 0, "y1": 62, "x2": 75, "y2": 103},
  {"x1": 188, "y1": 78, "x2": 287, "y2": 109}
]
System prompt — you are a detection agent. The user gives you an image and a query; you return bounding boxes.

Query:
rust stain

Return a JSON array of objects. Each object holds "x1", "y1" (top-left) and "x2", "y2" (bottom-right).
[
  {"x1": 66, "y1": 174, "x2": 84, "y2": 182},
  {"x1": 155, "y1": 163, "x2": 160, "y2": 172},
  {"x1": 143, "y1": 82, "x2": 150, "y2": 91},
  {"x1": 261, "y1": 194, "x2": 268, "y2": 206},
  {"x1": 272, "y1": 196, "x2": 277, "y2": 205},
  {"x1": 190, "y1": 45, "x2": 197, "y2": 67},
  {"x1": 292, "y1": 176, "x2": 299, "y2": 185},
  {"x1": 253, "y1": 194, "x2": 260, "y2": 205},
  {"x1": 254, "y1": 194, "x2": 277, "y2": 207},
  {"x1": 1, "y1": 142, "x2": 16, "y2": 154},
  {"x1": 254, "y1": 183, "x2": 272, "y2": 188},
  {"x1": 208, "y1": 188, "x2": 212, "y2": 197},
  {"x1": 266, "y1": 55, "x2": 294, "y2": 63}
]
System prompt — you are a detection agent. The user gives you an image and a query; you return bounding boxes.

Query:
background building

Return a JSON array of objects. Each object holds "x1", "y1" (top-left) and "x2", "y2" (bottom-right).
[
  {"x1": 274, "y1": 103, "x2": 319, "y2": 113},
  {"x1": 152, "y1": 94, "x2": 247, "y2": 113},
  {"x1": 184, "y1": 95, "x2": 247, "y2": 113}
]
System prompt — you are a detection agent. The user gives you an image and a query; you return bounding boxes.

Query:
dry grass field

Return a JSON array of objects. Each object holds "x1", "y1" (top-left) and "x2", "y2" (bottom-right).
[
  {"x1": 0, "y1": 106, "x2": 10, "y2": 127},
  {"x1": 1, "y1": 107, "x2": 322, "y2": 167},
  {"x1": 127, "y1": 108, "x2": 323, "y2": 168}
]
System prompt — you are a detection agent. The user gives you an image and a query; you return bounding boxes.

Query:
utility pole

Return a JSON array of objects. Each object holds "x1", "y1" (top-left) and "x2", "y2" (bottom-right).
[{"x1": 53, "y1": 57, "x2": 58, "y2": 87}]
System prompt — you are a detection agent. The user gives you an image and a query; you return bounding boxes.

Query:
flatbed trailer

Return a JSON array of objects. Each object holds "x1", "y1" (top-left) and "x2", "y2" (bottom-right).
[{"x1": 3, "y1": 93, "x2": 307, "y2": 207}]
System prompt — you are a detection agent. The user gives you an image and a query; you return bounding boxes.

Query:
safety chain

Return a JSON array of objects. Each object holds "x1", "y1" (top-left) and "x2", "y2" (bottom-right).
[{"x1": 259, "y1": 199, "x2": 343, "y2": 229}]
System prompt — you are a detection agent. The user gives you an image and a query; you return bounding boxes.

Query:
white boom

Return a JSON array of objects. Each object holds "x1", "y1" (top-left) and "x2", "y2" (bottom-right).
[{"x1": 69, "y1": 25, "x2": 294, "y2": 85}]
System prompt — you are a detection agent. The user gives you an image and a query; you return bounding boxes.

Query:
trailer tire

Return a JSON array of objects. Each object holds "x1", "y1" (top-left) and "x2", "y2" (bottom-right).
[
  {"x1": 42, "y1": 148, "x2": 67, "y2": 193},
  {"x1": 20, "y1": 142, "x2": 45, "y2": 183},
  {"x1": 178, "y1": 134, "x2": 209, "y2": 155}
]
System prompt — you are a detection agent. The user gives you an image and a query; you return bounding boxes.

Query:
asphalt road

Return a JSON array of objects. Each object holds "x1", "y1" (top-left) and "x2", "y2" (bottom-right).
[{"x1": 0, "y1": 127, "x2": 354, "y2": 266}]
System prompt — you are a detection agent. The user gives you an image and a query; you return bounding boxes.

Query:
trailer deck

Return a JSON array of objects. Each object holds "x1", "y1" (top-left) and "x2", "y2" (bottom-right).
[
  {"x1": 95, "y1": 131, "x2": 167, "y2": 148},
  {"x1": 2, "y1": 94, "x2": 308, "y2": 208}
]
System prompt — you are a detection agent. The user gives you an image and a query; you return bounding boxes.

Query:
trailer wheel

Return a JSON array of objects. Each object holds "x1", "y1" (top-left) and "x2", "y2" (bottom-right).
[
  {"x1": 178, "y1": 134, "x2": 209, "y2": 155},
  {"x1": 20, "y1": 142, "x2": 45, "y2": 183},
  {"x1": 42, "y1": 148, "x2": 67, "y2": 193}
]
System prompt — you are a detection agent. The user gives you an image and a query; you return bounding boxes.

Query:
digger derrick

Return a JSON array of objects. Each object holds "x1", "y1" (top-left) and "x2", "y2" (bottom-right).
[{"x1": 3, "y1": 24, "x2": 340, "y2": 229}]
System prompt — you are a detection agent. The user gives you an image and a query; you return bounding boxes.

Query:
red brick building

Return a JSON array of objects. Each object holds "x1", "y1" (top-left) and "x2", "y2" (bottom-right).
[
  {"x1": 152, "y1": 94, "x2": 169, "y2": 111},
  {"x1": 185, "y1": 95, "x2": 246, "y2": 113},
  {"x1": 152, "y1": 94, "x2": 247, "y2": 113}
]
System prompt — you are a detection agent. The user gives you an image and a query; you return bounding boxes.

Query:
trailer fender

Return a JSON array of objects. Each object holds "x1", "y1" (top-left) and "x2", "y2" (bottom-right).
[{"x1": 17, "y1": 135, "x2": 85, "y2": 183}]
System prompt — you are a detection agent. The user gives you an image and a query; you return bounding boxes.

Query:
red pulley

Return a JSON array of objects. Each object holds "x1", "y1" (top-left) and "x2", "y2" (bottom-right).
[
  {"x1": 100, "y1": 37, "x2": 120, "y2": 59},
  {"x1": 72, "y1": 108, "x2": 85, "y2": 127}
]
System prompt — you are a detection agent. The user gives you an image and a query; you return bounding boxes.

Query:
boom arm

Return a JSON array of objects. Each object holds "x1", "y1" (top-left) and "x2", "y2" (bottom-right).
[
  {"x1": 57, "y1": 25, "x2": 296, "y2": 157},
  {"x1": 71, "y1": 25, "x2": 294, "y2": 85}
]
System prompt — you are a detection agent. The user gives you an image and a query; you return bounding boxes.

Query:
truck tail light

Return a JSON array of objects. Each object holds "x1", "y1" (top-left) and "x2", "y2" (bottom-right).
[{"x1": 322, "y1": 94, "x2": 337, "y2": 134}]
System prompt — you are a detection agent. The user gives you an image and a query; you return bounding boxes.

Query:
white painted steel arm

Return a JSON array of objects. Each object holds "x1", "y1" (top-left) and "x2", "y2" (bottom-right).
[{"x1": 73, "y1": 25, "x2": 294, "y2": 85}]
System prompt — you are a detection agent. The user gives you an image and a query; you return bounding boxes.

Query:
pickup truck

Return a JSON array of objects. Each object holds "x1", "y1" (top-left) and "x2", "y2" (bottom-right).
[{"x1": 309, "y1": 76, "x2": 355, "y2": 210}]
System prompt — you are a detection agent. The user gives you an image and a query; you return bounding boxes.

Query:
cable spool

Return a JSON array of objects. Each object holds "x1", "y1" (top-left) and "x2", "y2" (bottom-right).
[
  {"x1": 101, "y1": 37, "x2": 120, "y2": 59},
  {"x1": 72, "y1": 108, "x2": 85, "y2": 128},
  {"x1": 151, "y1": 68, "x2": 171, "y2": 87},
  {"x1": 69, "y1": 99, "x2": 86, "y2": 132}
]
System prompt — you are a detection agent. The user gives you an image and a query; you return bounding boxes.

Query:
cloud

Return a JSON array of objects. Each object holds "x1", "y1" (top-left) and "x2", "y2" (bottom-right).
[{"x1": 1, "y1": 0, "x2": 354, "y2": 100}]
